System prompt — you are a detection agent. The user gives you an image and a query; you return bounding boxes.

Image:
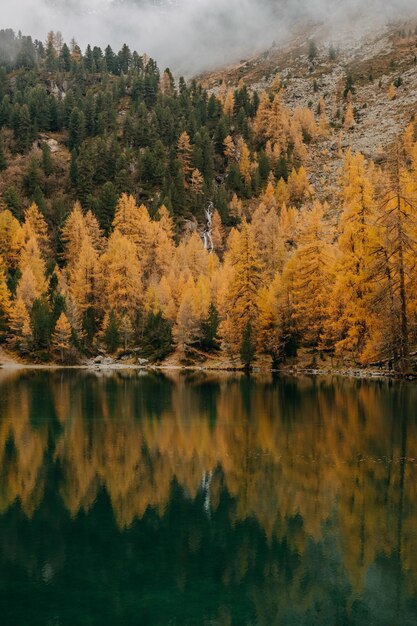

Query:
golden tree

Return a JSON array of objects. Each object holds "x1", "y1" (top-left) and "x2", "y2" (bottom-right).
[
  {"x1": 16, "y1": 235, "x2": 48, "y2": 308},
  {"x1": 329, "y1": 151, "x2": 377, "y2": 360},
  {"x1": 61, "y1": 202, "x2": 89, "y2": 269},
  {"x1": 99, "y1": 230, "x2": 142, "y2": 322},
  {"x1": 283, "y1": 201, "x2": 334, "y2": 347},
  {"x1": 0, "y1": 209, "x2": 23, "y2": 270},
  {"x1": 219, "y1": 220, "x2": 262, "y2": 354},
  {"x1": 177, "y1": 131, "x2": 193, "y2": 184},
  {"x1": 9, "y1": 297, "x2": 32, "y2": 351},
  {"x1": 0, "y1": 255, "x2": 11, "y2": 330},
  {"x1": 52, "y1": 312, "x2": 72, "y2": 362},
  {"x1": 22, "y1": 203, "x2": 52, "y2": 261}
]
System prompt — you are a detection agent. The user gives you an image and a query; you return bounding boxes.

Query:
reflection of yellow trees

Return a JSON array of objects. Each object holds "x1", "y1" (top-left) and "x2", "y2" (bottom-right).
[
  {"x1": 1, "y1": 371, "x2": 417, "y2": 591},
  {"x1": 0, "y1": 371, "x2": 47, "y2": 515}
]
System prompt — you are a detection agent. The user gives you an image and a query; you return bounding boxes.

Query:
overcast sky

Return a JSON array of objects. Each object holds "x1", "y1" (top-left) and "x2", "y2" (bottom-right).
[{"x1": 2, "y1": 0, "x2": 416, "y2": 73}]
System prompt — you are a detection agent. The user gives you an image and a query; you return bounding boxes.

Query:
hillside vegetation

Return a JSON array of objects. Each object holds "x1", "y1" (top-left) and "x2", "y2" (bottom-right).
[{"x1": 1, "y1": 23, "x2": 417, "y2": 372}]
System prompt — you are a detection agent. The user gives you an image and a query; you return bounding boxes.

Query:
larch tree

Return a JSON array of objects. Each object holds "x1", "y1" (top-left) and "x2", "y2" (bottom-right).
[
  {"x1": 112, "y1": 195, "x2": 154, "y2": 278},
  {"x1": 99, "y1": 229, "x2": 142, "y2": 324},
  {"x1": 61, "y1": 202, "x2": 89, "y2": 270},
  {"x1": 0, "y1": 255, "x2": 11, "y2": 332},
  {"x1": 9, "y1": 297, "x2": 32, "y2": 351},
  {"x1": 223, "y1": 90, "x2": 235, "y2": 122},
  {"x1": 154, "y1": 205, "x2": 175, "y2": 277},
  {"x1": 329, "y1": 151, "x2": 378, "y2": 361},
  {"x1": 174, "y1": 277, "x2": 202, "y2": 353},
  {"x1": 177, "y1": 131, "x2": 193, "y2": 185},
  {"x1": 0, "y1": 210, "x2": 23, "y2": 270},
  {"x1": 22, "y1": 203, "x2": 51, "y2": 261},
  {"x1": 367, "y1": 145, "x2": 417, "y2": 371},
  {"x1": 16, "y1": 235, "x2": 48, "y2": 309},
  {"x1": 211, "y1": 209, "x2": 225, "y2": 256},
  {"x1": 287, "y1": 166, "x2": 314, "y2": 207},
  {"x1": 250, "y1": 200, "x2": 286, "y2": 279},
  {"x1": 51, "y1": 312, "x2": 72, "y2": 362},
  {"x1": 283, "y1": 201, "x2": 334, "y2": 348},
  {"x1": 237, "y1": 137, "x2": 252, "y2": 186},
  {"x1": 219, "y1": 220, "x2": 262, "y2": 355},
  {"x1": 257, "y1": 274, "x2": 282, "y2": 365},
  {"x1": 68, "y1": 234, "x2": 99, "y2": 340}
]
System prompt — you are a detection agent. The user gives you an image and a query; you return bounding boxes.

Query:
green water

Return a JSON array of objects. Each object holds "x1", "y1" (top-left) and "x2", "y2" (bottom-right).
[{"x1": 1, "y1": 369, "x2": 417, "y2": 625}]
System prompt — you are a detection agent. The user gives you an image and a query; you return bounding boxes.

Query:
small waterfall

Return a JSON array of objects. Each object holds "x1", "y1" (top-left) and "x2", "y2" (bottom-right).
[{"x1": 202, "y1": 201, "x2": 214, "y2": 253}]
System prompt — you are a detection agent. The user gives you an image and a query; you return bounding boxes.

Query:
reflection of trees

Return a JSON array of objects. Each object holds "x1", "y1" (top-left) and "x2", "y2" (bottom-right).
[{"x1": 1, "y1": 370, "x2": 417, "y2": 622}]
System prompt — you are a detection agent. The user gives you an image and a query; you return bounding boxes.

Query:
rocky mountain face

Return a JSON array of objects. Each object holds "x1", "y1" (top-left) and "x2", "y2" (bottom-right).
[{"x1": 199, "y1": 18, "x2": 417, "y2": 202}]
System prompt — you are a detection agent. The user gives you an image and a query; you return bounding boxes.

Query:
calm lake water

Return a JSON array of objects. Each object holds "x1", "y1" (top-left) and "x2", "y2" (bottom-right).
[{"x1": 1, "y1": 369, "x2": 417, "y2": 625}]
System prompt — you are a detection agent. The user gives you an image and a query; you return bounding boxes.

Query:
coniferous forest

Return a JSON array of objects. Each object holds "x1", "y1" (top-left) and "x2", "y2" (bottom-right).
[{"x1": 1, "y1": 28, "x2": 417, "y2": 372}]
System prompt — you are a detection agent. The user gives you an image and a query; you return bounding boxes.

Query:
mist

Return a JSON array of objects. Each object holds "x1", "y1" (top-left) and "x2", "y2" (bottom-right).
[{"x1": 3, "y1": 0, "x2": 417, "y2": 74}]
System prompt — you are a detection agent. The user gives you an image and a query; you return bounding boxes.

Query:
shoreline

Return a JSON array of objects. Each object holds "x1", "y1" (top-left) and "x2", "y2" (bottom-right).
[{"x1": 0, "y1": 358, "x2": 416, "y2": 381}]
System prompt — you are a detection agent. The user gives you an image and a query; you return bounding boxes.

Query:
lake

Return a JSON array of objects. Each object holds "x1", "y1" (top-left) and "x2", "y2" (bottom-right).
[{"x1": 1, "y1": 369, "x2": 417, "y2": 625}]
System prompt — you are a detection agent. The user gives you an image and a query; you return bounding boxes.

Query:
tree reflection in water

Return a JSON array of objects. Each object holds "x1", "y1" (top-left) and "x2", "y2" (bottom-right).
[{"x1": 1, "y1": 369, "x2": 417, "y2": 625}]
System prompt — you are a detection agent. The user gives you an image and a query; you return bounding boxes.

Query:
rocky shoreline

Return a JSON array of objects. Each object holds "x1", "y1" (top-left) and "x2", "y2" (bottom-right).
[{"x1": 1, "y1": 350, "x2": 416, "y2": 381}]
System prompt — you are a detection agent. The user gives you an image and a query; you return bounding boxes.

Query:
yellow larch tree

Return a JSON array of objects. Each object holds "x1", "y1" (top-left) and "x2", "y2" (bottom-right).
[
  {"x1": 84, "y1": 209, "x2": 105, "y2": 254},
  {"x1": 252, "y1": 92, "x2": 271, "y2": 141},
  {"x1": 219, "y1": 220, "x2": 262, "y2": 354},
  {"x1": 211, "y1": 209, "x2": 225, "y2": 256},
  {"x1": 283, "y1": 201, "x2": 334, "y2": 347},
  {"x1": 9, "y1": 297, "x2": 32, "y2": 351},
  {"x1": 99, "y1": 230, "x2": 142, "y2": 323},
  {"x1": 177, "y1": 131, "x2": 193, "y2": 184},
  {"x1": 68, "y1": 235, "x2": 98, "y2": 321},
  {"x1": 287, "y1": 166, "x2": 314, "y2": 206},
  {"x1": 364, "y1": 145, "x2": 417, "y2": 371},
  {"x1": 190, "y1": 168, "x2": 204, "y2": 198},
  {"x1": 257, "y1": 273, "x2": 282, "y2": 363},
  {"x1": 174, "y1": 277, "x2": 201, "y2": 353},
  {"x1": 229, "y1": 193, "x2": 243, "y2": 220},
  {"x1": 155, "y1": 275, "x2": 177, "y2": 322},
  {"x1": 176, "y1": 232, "x2": 209, "y2": 281},
  {"x1": 265, "y1": 93, "x2": 290, "y2": 154},
  {"x1": 250, "y1": 201, "x2": 286, "y2": 279},
  {"x1": 154, "y1": 205, "x2": 175, "y2": 277},
  {"x1": 276, "y1": 177, "x2": 290, "y2": 206},
  {"x1": 0, "y1": 254, "x2": 11, "y2": 330},
  {"x1": 293, "y1": 106, "x2": 317, "y2": 143},
  {"x1": 223, "y1": 90, "x2": 235, "y2": 122},
  {"x1": 22, "y1": 203, "x2": 52, "y2": 261},
  {"x1": 61, "y1": 202, "x2": 89, "y2": 269},
  {"x1": 237, "y1": 137, "x2": 251, "y2": 185},
  {"x1": 0, "y1": 209, "x2": 23, "y2": 270},
  {"x1": 223, "y1": 135, "x2": 236, "y2": 163},
  {"x1": 16, "y1": 235, "x2": 48, "y2": 308},
  {"x1": 51, "y1": 312, "x2": 72, "y2": 362},
  {"x1": 329, "y1": 151, "x2": 378, "y2": 360},
  {"x1": 112, "y1": 195, "x2": 154, "y2": 279}
]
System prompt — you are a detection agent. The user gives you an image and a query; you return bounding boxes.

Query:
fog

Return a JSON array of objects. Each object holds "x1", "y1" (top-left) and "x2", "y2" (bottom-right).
[{"x1": 3, "y1": 0, "x2": 417, "y2": 74}]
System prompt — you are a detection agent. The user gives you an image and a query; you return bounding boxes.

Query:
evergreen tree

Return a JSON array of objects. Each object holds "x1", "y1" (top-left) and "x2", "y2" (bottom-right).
[
  {"x1": 240, "y1": 321, "x2": 255, "y2": 371},
  {"x1": 141, "y1": 311, "x2": 173, "y2": 361},
  {"x1": 200, "y1": 302, "x2": 220, "y2": 351}
]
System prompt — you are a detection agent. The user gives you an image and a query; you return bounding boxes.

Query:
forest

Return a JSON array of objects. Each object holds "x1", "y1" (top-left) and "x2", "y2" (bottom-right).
[{"x1": 1, "y1": 28, "x2": 417, "y2": 371}]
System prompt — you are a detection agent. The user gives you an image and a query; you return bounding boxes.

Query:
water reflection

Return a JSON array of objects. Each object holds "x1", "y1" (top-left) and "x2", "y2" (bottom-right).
[{"x1": 1, "y1": 369, "x2": 417, "y2": 625}]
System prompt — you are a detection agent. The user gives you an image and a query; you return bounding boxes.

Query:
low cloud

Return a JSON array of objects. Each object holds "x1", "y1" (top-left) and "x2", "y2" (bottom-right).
[{"x1": 3, "y1": 0, "x2": 417, "y2": 74}]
